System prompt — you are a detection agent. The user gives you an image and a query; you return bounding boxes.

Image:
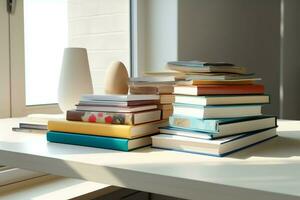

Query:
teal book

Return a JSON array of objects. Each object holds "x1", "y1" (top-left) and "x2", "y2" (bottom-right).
[
  {"x1": 47, "y1": 131, "x2": 152, "y2": 151},
  {"x1": 169, "y1": 115, "x2": 277, "y2": 137}
]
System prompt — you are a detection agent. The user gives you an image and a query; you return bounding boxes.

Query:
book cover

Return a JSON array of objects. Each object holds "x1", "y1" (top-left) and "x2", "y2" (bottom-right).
[
  {"x1": 174, "y1": 84, "x2": 265, "y2": 95},
  {"x1": 80, "y1": 94, "x2": 159, "y2": 101},
  {"x1": 173, "y1": 103, "x2": 262, "y2": 119},
  {"x1": 129, "y1": 85, "x2": 174, "y2": 94},
  {"x1": 48, "y1": 120, "x2": 167, "y2": 139},
  {"x1": 76, "y1": 104, "x2": 158, "y2": 113},
  {"x1": 169, "y1": 115, "x2": 277, "y2": 135},
  {"x1": 167, "y1": 61, "x2": 247, "y2": 74},
  {"x1": 160, "y1": 94, "x2": 175, "y2": 104},
  {"x1": 174, "y1": 94, "x2": 270, "y2": 106},
  {"x1": 67, "y1": 110, "x2": 161, "y2": 125},
  {"x1": 78, "y1": 99, "x2": 159, "y2": 107},
  {"x1": 152, "y1": 128, "x2": 277, "y2": 157},
  {"x1": 177, "y1": 79, "x2": 260, "y2": 85},
  {"x1": 47, "y1": 131, "x2": 152, "y2": 151}
]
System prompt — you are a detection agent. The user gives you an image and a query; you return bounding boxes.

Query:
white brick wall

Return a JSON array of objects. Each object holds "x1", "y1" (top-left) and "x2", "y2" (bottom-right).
[{"x1": 68, "y1": 0, "x2": 130, "y2": 94}]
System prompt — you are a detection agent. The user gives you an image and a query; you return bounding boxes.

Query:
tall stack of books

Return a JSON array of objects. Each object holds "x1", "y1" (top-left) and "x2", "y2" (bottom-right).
[
  {"x1": 152, "y1": 61, "x2": 277, "y2": 157},
  {"x1": 129, "y1": 76, "x2": 175, "y2": 120},
  {"x1": 47, "y1": 94, "x2": 167, "y2": 151}
]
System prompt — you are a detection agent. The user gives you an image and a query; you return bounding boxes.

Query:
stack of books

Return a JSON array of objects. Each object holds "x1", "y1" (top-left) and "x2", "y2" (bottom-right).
[
  {"x1": 129, "y1": 77, "x2": 175, "y2": 120},
  {"x1": 47, "y1": 94, "x2": 167, "y2": 151},
  {"x1": 152, "y1": 61, "x2": 277, "y2": 157}
]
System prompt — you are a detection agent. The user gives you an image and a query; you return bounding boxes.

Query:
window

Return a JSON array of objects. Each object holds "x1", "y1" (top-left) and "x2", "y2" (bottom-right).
[
  {"x1": 24, "y1": 0, "x2": 68, "y2": 105},
  {"x1": 9, "y1": 0, "x2": 131, "y2": 116}
]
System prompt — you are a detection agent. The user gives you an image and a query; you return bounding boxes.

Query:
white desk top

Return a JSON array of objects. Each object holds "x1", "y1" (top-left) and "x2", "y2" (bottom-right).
[{"x1": 1, "y1": 118, "x2": 300, "y2": 200}]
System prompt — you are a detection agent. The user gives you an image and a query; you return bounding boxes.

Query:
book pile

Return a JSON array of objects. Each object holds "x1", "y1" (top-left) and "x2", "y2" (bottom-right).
[
  {"x1": 47, "y1": 94, "x2": 167, "y2": 151},
  {"x1": 129, "y1": 76, "x2": 175, "y2": 120},
  {"x1": 152, "y1": 61, "x2": 278, "y2": 157}
]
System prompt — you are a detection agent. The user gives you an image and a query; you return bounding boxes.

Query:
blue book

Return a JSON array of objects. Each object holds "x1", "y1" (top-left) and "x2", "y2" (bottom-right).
[
  {"x1": 173, "y1": 103, "x2": 262, "y2": 119},
  {"x1": 152, "y1": 128, "x2": 277, "y2": 157},
  {"x1": 47, "y1": 131, "x2": 152, "y2": 151},
  {"x1": 168, "y1": 115, "x2": 277, "y2": 137}
]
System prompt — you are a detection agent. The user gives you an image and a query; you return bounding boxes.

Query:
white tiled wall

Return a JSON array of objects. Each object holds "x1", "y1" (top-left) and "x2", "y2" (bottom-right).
[{"x1": 68, "y1": 0, "x2": 130, "y2": 94}]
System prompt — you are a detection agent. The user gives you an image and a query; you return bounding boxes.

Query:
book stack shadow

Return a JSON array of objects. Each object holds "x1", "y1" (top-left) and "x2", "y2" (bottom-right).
[
  {"x1": 151, "y1": 61, "x2": 278, "y2": 157},
  {"x1": 47, "y1": 94, "x2": 167, "y2": 151}
]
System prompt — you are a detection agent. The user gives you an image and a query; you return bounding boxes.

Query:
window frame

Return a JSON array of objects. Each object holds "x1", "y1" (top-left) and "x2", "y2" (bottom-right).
[
  {"x1": 0, "y1": 0, "x2": 11, "y2": 118},
  {"x1": 9, "y1": 0, "x2": 61, "y2": 117},
  {"x1": 10, "y1": 0, "x2": 133, "y2": 116}
]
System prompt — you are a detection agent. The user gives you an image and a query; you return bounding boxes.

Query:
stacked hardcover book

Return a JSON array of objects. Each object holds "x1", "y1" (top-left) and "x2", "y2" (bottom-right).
[
  {"x1": 152, "y1": 61, "x2": 278, "y2": 157},
  {"x1": 47, "y1": 94, "x2": 167, "y2": 151},
  {"x1": 129, "y1": 77, "x2": 175, "y2": 119}
]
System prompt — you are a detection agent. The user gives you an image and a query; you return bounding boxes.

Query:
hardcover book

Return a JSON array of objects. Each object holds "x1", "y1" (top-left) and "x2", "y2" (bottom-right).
[
  {"x1": 177, "y1": 79, "x2": 260, "y2": 85},
  {"x1": 173, "y1": 103, "x2": 262, "y2": 119},
  {"x1": 152, "y1": 128, "x2": 277, "y2": 157},
  {"x1": 169, "y1": 115, "x2": 277, "y2": 135},
  {"x1": 76, "y1": 104, "x2": 158, "y2": 113},
  {"x1": 48, "y1": 120, "x2": 168, "y2": 139},
  {"x1": 80, "y1": 94, "x2": 159, "y2": 102},
  {"x1": 160, "y1": 94, "x2": 175, "y2": 104},
  {"x1": 129, "y1": 85, "x2": 174, "y2": 94},
  {"x1": 78, "y1": 99, "x2": 159, "y2": 107},
  {"x1": 174, "y1": 84, "x2": 265, "y2": 95},
  {"x1": 167, "y1": 61, "x2": 247, "y2": 74},
  {"x1": 47, "y1": 131, "x2": 152, "y2": 151},
  {"x1": 175, "y1": 95, "x2": 270, "y2": 106},
  {"x1": 66, "y1": 110, "x2": 161, "y2": 125}
]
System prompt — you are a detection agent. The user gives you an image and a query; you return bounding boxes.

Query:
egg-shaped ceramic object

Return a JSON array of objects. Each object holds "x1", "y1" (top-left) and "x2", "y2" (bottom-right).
[{"x1": 104, "y1": 61, "x2": 129, "y2": 94}]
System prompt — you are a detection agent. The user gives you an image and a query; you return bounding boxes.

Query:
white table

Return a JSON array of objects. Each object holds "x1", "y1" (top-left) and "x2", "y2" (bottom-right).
[{"x1": 1, "y1": 118, "x2": 300, "y2": 200}]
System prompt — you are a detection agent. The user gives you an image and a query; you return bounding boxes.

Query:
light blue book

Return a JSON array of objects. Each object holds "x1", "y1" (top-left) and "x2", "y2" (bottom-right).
[
  {"x1": 168, "y1": 115, "x2": 277, "y2": 137},
  {"x1": 47, "y1": 131, "x2": 151, "y2": 151}
]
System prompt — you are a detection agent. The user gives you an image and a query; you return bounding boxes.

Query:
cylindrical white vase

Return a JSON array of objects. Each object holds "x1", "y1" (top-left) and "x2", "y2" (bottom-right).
[{"x1": 58, "y1": 48, "x2": 93, "y2": 112}]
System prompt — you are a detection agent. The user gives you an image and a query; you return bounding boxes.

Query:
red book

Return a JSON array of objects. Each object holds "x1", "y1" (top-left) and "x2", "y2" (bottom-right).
[{"x1": 174, "y1": 84, "x2": 264, "y2": 95}]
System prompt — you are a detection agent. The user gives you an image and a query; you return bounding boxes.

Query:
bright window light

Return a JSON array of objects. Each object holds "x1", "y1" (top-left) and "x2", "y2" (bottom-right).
[{"x1": 24, "y1": 0, "x2": 68, "y2": 105}]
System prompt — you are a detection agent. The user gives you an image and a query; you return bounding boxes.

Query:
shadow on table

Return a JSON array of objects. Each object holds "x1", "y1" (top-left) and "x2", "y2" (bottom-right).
[{"x1": 229, "y1": 131, "x2": 300, "y2": 159}]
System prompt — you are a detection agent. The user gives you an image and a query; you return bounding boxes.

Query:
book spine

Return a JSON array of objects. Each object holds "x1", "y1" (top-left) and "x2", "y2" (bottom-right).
[
  {"x1": 169, "y1": 116, "x2": 218, "y2": 133},
  {"x1": 198, "y1": 85, "x2": 265, "y2": 95},
  {"x1": 48, "y1": 120, "x2": 132, "y2": 138},
  {"x1": 67, "y1": 110, "x2": 134, "y2": 125},
  {"x1": 47, "y1": 131, "x2": 130, "y2": 151}
]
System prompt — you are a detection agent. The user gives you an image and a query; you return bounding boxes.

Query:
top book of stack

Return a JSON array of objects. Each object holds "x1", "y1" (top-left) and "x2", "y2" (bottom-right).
[
  {"x1": 167, "y1": 61, "x2": 247, "y2": 74},
  {"x1": 166, "y1": 60, "x2": 264, "y2": 95}
]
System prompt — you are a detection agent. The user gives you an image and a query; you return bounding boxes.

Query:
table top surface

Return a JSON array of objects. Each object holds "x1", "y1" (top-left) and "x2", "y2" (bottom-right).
[{"x1": 1, "y1": 118, "x2": 300, "y2": 200}]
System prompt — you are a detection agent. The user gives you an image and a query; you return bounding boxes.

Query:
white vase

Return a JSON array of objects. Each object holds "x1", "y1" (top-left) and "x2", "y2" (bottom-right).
[{"x1": 58, "y1": 48, "x2": 93, "y2": 112}]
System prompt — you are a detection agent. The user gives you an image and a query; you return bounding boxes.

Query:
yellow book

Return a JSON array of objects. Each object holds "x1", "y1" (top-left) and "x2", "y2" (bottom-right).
[{"x1": 48, "y1": 120, "x2": 167, "y2": 139}]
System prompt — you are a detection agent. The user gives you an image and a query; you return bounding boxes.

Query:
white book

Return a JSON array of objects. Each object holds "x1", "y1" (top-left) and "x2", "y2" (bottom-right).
[
  {"x1": 76, "y1": 105, "x2": 158, "y2": 113},
  {"x1": 81, "y1": 94, "x2": 159, "y2": 102},
  {"x1": 175, "y1": 95, "x2": 269, "y2": 106},
  {"x1": 152, "y1": 128, "x2": 277, "y2": 157},
  {"x1": 173, "y1": 104, "x2": 261, "y2": 119}
]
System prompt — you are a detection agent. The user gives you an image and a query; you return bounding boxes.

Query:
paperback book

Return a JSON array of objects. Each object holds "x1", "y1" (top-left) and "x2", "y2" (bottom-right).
[{"x1": 47, "y1": 131, "x2": 152, "y2": 151}]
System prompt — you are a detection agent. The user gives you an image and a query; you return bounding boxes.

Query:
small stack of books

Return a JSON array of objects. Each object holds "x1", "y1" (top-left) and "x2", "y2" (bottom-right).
[
  {"x1": 47, "y1": 94, "x2": 167, "y2": 151},
  {"x1": 129, "y1": 77, "x2": 175, "y2": 120},
  {"x1": 152, "y1": 61, "x2": 278, "y2": 157}
]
